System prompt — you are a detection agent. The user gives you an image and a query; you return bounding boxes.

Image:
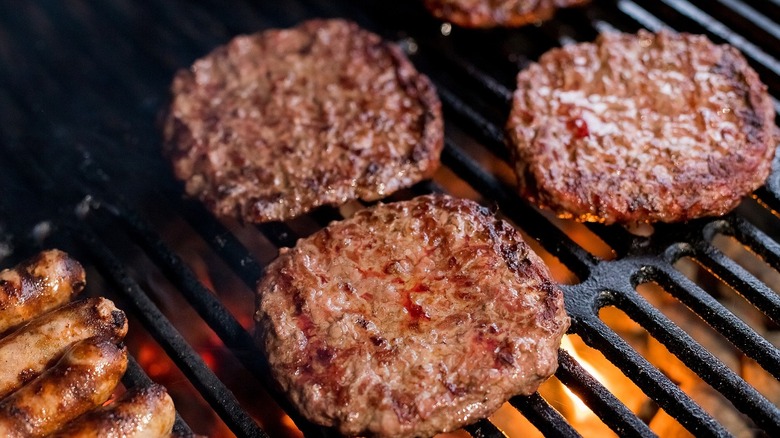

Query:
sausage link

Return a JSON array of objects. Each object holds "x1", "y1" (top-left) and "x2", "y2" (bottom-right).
[
  {"x1": 50, "y1": 384, "x2": 176, "y2": 438},
  {"x1": 0, "y1": 337, "x2": 128, "y2": 437},
  {"x1": 0, "y1": 249, "x2": 86, "y2": 335},
  {"x1": 0, "y1": 297, "x2": 127, "y2": 398}
]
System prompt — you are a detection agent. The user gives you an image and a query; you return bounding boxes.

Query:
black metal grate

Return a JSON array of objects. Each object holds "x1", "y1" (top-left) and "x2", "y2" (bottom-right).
[{"x1": 1, "y1": 0, "x2": 779, "y2": 436}]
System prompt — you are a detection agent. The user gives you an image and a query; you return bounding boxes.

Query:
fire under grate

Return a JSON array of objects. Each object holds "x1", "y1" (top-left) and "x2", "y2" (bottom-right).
[{"x1": 1, "y1": 0, "x2": 779, "y2": 437}]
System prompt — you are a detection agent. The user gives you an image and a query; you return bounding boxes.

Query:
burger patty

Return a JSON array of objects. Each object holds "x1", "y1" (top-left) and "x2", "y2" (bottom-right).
[
  {"x1": 506, "y1": 30, "x2": 776, "y2": 225},
  {"x1": 255, "y1": 194, "x2": 569, "y2": 437},
  {"x1": 163, "y1": 19, "x2": 443, "y2": 223},
  {"x1": 423, "y1": 0, "x2": 590, "y2": 28}
]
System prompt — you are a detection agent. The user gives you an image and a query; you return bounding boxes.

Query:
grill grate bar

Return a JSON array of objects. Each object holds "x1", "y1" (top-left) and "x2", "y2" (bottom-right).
[
  {"x1": 400, "y1": 34, "x2": 517, "y2": 112},
  {"x1": 72, "y1": 221, "x2": 268, "y2": 438},
  {"x1": 88, "y1": 1, "x2": 208, "y2": 74},
  {"x1": 755, "y1": 187, "x2": 780, "y2": 220},
  {"x1": 446, "y1": 56, "x2": 514, "y2": 103},
  {"x1": 509, "y1": 393, "x2": 581, "y2": 438},
  {"x1": 653, "y1": 0, "x2": 780, "y2": 77},
  {"x1": 657, "y1": 249, "x2": 780, "y2": 377},
  {"x1": 438, "y1": 86, "x2": 510, "y2": 161},
  {"x1": 92, "y1": 194, "x2": 348, "y2": 437},
  {"x1": 98, "y1": 198, "x2": 262, "y2": 363},
  {"x1": 700, "y1": 220, "x2": 780, "y2": 326},
  {"x1": 463, "y1": 420, "x2": 507, "y2": 438},
  {"x1": 573, "y1": 313, "x2": 726, "y2": 436},
  {"x1": 729, "y1": 214, "x2": 780, "y2": 278},
  {"x1": 255, "y1": 222, "x2": 300, "y2": 250},
  {"x1": 555, "y1": 350, "x2": 654, "y2": 437},
  {"x1": 92, "y1": 198, "x2": 267, "y2": 366},
  {"x1": 582, "y1": 223, "x2": 636, "y2": 258},
  {"x1": 703, "y1": 0, "x2": 780, "y2": 43},
  {"x1": 616, "y1": 269, "x2": 780, "y2": 433},
  {"x1": 176, "y1": 199, "x2": 266, "y2": 289},
  {"x1": 615, "y1": 0, "x2": 671, "y2": 33},
  {"x1": 122, "y1": 356, "x2": 159, "y2": 391}
]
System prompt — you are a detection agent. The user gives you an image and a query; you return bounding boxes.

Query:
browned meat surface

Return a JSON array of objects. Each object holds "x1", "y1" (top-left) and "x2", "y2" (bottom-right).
[
  {"x1": 0, "y1": 249, "x2": 86, "y2": 334},
  {"x1": 0, "y1": 297, "x2": 127, "y2": 399},
  {"x1": 0, "y1": 337, "x2": 128, "y2": 438},
  {"x1": 255, "y1": 194, "x2": 569, "y2": 437},
  {"x1": 423, "y1": 0, "x2": 590, "y2": 28},
  {"x1": 506, "y1": 30, "x2": 776, "y2": 224},
  {"x1": 164, "y1": 19, "x2": 443, "y2": 223},
  {"x1": 51, "y1": 384, "x2": 176, "y2": 438}
]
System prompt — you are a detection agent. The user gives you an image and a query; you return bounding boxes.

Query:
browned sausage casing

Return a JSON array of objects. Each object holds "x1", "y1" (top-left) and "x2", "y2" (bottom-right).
[
  {"x1": 50, "y1": 384, "x2": 176, "y2": 438},
  {"x1": 0, "y1": 249, "x2": 86, "y2": 335},
  {"x1": 0, "y1": 297, "x2": 127, "y2": 399},
  {"x1": 0, "y1": 337, "x2": 128, "y2": 437}
]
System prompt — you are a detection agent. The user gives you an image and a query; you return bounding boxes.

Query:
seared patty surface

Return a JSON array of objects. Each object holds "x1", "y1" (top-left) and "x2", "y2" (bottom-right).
[
  {"x1": 423, "y1": 0, "x2": 589, "y2": 28},
  {"x1": 255, "y1": 194, "x2": 569, "y2": 437},
  {"x1": 164, "y1": 19, "x2": 443, "y2": 223},
  {"x1": 507, "y1": 30, "x2": 776, "y2": 224}
]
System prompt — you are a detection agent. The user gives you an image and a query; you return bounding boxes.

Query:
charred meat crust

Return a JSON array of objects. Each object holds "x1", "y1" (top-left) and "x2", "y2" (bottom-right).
[
  {"x1": 506, "y1": 30, "x2": 776, "y2": 224},
  {"x1": 255, "y1": 194, "x2": 569, "y2": 437},
  {"x1": 423, "y1": 0, "x2": 590, "y2": 28},
  {"x1": 163, "y1": 19, "x2": 443, "y2": 223}
]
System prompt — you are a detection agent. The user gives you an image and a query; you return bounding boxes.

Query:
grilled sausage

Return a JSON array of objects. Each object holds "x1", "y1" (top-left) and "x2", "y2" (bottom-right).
[
  {"x1": 0, "y1": 249, "x2": 86, "y2": 335},
  {"x1": 0, "y1": 297, "x2": 127, "y2": 398},
  {"x1": 50, "y1": 384, "x2": 176, "y2": 438},
  {"x1": 0, "y1": 337, "x2": 128, "y2": 437}
]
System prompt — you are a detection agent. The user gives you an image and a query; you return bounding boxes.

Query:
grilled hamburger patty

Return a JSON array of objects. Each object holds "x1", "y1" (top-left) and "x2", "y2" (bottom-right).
[
  {"x1": 163, "y1": 19, "x2": 443, "y2": 223},
  {"x1": 423, "y1": 0, "x2": 590, "y2": 28},
  {"x1": 507, "y1": 30, "x2": 776, "y2": 224},
  {"x1": 255, "y1": 194, "x2": 569, "y2": 437}
]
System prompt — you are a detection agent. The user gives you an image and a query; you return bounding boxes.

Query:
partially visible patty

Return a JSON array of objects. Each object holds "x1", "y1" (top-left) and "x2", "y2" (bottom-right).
[
  {"x1": 255, "y1": 194, "x2": 569, "y2": 437},
  {"x1": 423, "y1": 0, "x2": 590, "y2": 28},
  {"x1": 163, "y1": 19, "x2": 443, "y2": 223},
  {"x1": 507, "y1": 30, "x2": 776, "y2": 224}
]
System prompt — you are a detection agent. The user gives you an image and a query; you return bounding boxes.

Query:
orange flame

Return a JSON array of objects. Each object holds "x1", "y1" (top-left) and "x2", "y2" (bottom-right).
[{"x1": 560, "y1": 335, "x2": 607, "y2": 422}]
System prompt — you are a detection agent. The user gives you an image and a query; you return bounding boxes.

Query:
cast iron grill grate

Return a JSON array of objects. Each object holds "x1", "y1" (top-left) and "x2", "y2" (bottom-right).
[{"x1": 0, "y1": 0, "x2": 779, "y2": 436}]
